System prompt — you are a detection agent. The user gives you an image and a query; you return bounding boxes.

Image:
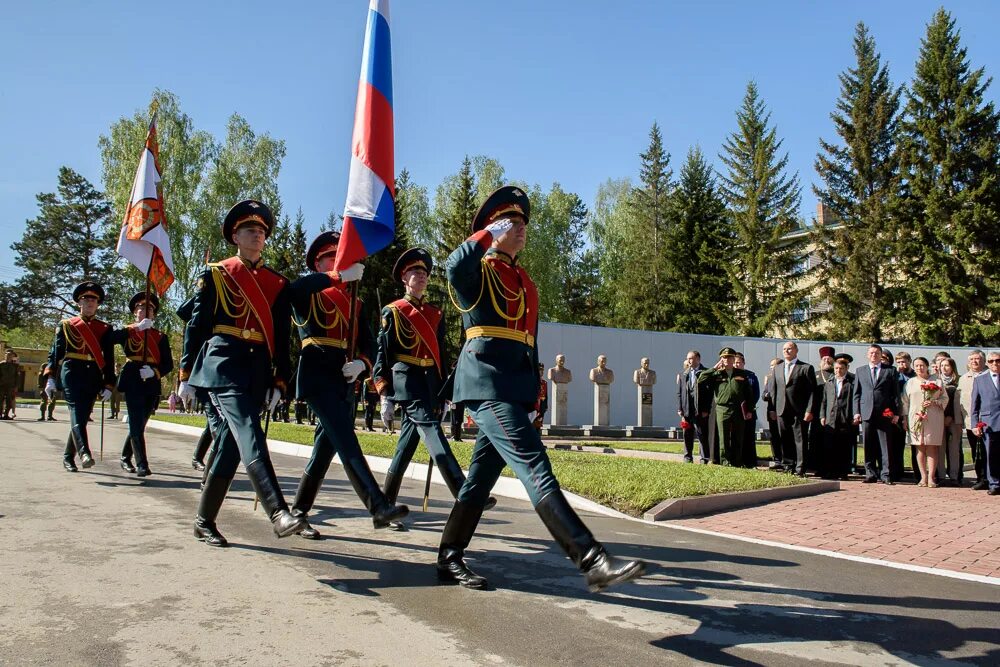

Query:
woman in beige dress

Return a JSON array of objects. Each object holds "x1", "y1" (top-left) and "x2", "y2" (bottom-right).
[{"x1": 902, "y1": 357, "x2": 949, "y2": 487}]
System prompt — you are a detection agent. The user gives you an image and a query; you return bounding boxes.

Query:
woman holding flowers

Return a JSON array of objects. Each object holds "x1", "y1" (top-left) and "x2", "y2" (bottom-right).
[{"x1": 901, "y1": 357, "x2": 949, "y2": 487}]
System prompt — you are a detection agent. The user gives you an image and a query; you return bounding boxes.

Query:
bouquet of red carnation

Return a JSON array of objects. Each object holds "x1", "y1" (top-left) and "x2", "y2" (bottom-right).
[
  {"x1": 882, "y1": 408, "x2": 894, "y2": 419},
  {"x1": 679, "y1": 419, "x2": 691, "y2": 430},
  {"x1": 976, "y1": 421, "x2": 988, "y2": 431},
  {"x1": 913, "y1": 382, "x2": 941, "y2": 435}
]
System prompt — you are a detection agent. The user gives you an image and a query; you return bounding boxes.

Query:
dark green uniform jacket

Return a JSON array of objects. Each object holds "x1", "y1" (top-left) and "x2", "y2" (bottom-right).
[
  {"x1": 373, "y1": 294, "x2": 447, "y2": 404},
  {"x1": 111, "y1": 325, "x2": 174, "y2": 395}
]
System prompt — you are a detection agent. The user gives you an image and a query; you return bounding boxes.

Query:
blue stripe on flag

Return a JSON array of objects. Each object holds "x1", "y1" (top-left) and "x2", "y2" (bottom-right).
[{"x1": 364, "y1": 9, "x2": 393, "y2": 108}]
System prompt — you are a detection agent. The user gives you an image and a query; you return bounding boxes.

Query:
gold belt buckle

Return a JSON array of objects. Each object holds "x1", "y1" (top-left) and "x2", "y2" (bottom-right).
[{"x1": 242, "y1": 329, "x2": 252, "y2": 339}]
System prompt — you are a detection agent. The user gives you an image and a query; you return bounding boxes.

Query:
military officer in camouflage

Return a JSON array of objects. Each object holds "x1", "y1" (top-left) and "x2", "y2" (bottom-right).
[
  {"x1": 437, "y1": 185, "x2": 647, "y2": 592},
  {"x1": 373, "y1": 247, "x2": 495, "y2": 530},
  {"x1": 45, "y1": 281, "x2": 116, "y2": 472},
  {"x1": 179, "y1": 200, "x2": 306, "y2": 547},
  {"x1": 114, "y1": 292, "x2": 173, "y2": 477},
  {"x1": 698, "y1": 347, "x2": 756, "y2": 466},
  {"x1": 285, "y1": 231, "x2": 408, "y2": 539}
]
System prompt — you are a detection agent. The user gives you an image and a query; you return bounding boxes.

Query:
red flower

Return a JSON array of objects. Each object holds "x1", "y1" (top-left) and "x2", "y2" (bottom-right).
[
  {"x1": 977, "y1": 421, "x2": 988, "y2": 430},
  {"x1": 882, "y1": 408, "x2": 894, "y2": 418},
  {"x1": 920, "y1": 382, "x2": 941, "y2": 392},
  {"x1": 679, "y1": 419, "x2": 691, "y2": 430},
  {"x1": 917, "y1": 411, "x2": 928, "y2": 421}
]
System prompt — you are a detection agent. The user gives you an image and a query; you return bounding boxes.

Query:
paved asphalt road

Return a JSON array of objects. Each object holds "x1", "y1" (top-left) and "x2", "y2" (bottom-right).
[{"x1": 1, "y1": 412, "x2": 998, "y2": 666}]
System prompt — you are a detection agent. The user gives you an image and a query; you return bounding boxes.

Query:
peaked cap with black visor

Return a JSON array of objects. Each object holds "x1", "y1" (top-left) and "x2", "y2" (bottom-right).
[{"x1": 471, "y1": 185, "x2": 531, "y2": 233}]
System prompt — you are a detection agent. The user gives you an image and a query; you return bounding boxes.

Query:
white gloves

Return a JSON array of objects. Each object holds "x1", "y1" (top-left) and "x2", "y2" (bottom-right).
[
  {"x1": 380, "y1": 397, "x2": 393, "y2": 429},
  {"x1": 342, "y1": 359, "x2": 365, "y2": 382},
  {"x1": 45, "y1": 378, "x2": 56, "y2": 397},
  {"x1": 266, "y1": 387, "x2": 282, "y2": 413},
  {"x1": 134, "y1": 318, "x2": 154, "y2": 331},
  {"x1": 527, "y1": 411, "x2": 537, "y2": 423},
  {"x1": 100, "y1": 388, "x2": 113, "y2": 401},
  {"x1": 485, "y1": 218, "x2": 514, "y2": 237},
  {"x1": 139, "y1": 365, "x2": 155, "y2": 380},
  {"x1": 337, "y1": 263, "x2": 365, "y2": 283},
  {"x1": 178, "y1": 381, "x2": 196, "y2": 403}
]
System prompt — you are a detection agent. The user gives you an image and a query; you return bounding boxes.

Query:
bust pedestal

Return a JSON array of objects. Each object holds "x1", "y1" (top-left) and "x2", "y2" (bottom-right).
[
  {"x1": 636, "y1": 385, "x2": 653, "y2": 426},
  {"x1": 593, "y1": 383, "x2": 611, "y2": 426},
  {"x1": 550, "y1": 382, "x2": 569, "y2": 426}
]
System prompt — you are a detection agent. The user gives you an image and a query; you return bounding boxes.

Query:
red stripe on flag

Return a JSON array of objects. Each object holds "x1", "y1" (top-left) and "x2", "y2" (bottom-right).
[
  {"x1": 352, "y1": 81, "x2": 395, "y2": 198},
  {"x1": 334, "y1": 218, "x2": 369, "y2": 271}
]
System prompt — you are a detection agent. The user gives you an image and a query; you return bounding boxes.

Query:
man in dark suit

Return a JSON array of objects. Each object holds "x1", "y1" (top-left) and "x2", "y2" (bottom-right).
[
  {"x1": 766, "y1": 341, "x2": 817, "y2": 476},
  {"x1": 760, "y1": 358, "x2": 783, "y2": 469},
  {"x1": 676, "y1": 350, "x2": 710, "y2": 463},
  {"x1": 735, "y1": 352, "x2": 760, "y2": 468},
  {"x1": 971, "y1": 351, "x2": 1000, "y2": 495},
  {"x1": 853, "y1": 343, "x2": 901, "y2": 483},
  {"x1": 820, "y1": 353, "x2": 857, "y2": 479}
]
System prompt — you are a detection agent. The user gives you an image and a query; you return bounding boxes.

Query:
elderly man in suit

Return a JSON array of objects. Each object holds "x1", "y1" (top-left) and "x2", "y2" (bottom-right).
[
  {"x1": 676, "y1": 350, "x2": 710, "y2": 463},
  {"x1": 957, "y1": 349, "x2": 989, "y2": 490},
  {"x1": 853, "y1": 343, "x2": 901, "y2": 484},
  {"x1": 765, "y1": 341, "x2": 817, "y2": 477},
  {"x1": 820, "y1": 353, "x2": 857, "y2": 479},
  {"x1": 971, "y1": 351, "x2": 1000, "y2": 495}
]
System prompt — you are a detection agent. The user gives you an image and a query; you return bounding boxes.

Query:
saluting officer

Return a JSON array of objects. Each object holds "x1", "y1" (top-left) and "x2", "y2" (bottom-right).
[
  {"x1": 115, "y1": 291, "x2": 173, "y2": 476},
  {"x1": 437, "y1": 185, "x2": 647, "y2": 592},
  {"x1": 373, "y1": 248, "x2": 494, "y2": 530},
  {"x1": 178, "y1": 200, "x2": 306, "y2": 547},
  {"x1": 285, "y1": 231, "x2": 408, "y2": 539},
  {"x1": 46, "y1": 281, "x2": 116, "y2": 472},
  {"x1": 698, "y1": 347, "x2": 756, "y2": 466}
]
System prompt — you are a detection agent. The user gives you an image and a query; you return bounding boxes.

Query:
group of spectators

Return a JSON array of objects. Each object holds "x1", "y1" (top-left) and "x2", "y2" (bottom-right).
[{"x1": 677, "y1": 343, "x2": 1000, "y2": 493}]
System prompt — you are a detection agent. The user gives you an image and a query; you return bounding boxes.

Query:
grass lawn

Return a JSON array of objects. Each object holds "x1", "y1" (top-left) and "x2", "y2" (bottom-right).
[{"x1": 151, "y1": 414, "x2": 806, "y2": 515}]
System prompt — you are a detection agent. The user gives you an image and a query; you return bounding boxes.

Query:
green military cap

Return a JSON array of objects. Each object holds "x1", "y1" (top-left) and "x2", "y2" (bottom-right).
[
  {"x1": 128, "y1": 291, "x2": 160, "y2": 314},
  {"x1": 719, "y1": 346, "x2": 738, "y2": 358},
  {"x1": 472, "y1": 185, "x2": 531, "y2": 233},
  {"x1": 222, "y1": 199, "x2": 275, "y2": 244},
  {"x1": 392, "y1": 247, "x2": 433, "y2": 282},
  {"x1": 834, "y1": 353, "x2": 854, "y2": 364},
  {"x1": 73, "y1": 280, "x2": 105, "y2": 303}
]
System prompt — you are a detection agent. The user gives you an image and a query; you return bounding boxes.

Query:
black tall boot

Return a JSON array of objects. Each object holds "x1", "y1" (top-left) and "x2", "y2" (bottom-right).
[
  {"x1": 535, "y1": 491, "x2": 647, "y2": 592},
  {"x1": 194, "y1": 474, "x2": 232, "y2": 547},
  {"x1": 38, "y1": 404, "x2": 46, "y2": 421},
  {"x1": 436, "y1": 500, "x2": 487, "y2": 589},
  {"x1": 63, "y1": 433, "x2": 77, "y2": 472},
  {"x1": 120, "y1": 435, "x2": 136, "y2": 473},
  {"x1": 70, "y1": 421, "x2": 95, "y2": 468},
  {"x1": 192, "y1": 426, "x2": 212, "y2": 470},
  {"x1": 132, "y1": 433, "x2": 151, "y2": 477},
  {"x1": 245, "y1": 458, "x2": 307, "y2": 538},
  {"x1": 290, "y1": 471, "x2": 325, "y2": 540},
  {"x1": 376, "y1": 469, "x2": 409, "y2": 532},
  {"x1": 340, "y1": 455, "x2": 409, "y2": 529}
]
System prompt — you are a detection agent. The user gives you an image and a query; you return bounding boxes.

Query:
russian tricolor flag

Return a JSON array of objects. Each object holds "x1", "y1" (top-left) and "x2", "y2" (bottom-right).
[{"x1": 335, "y1": 0, "x2": 395, "y2": 271}]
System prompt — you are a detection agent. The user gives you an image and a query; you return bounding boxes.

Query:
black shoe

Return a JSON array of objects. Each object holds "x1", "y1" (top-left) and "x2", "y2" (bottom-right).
[
  {"x1": 245, "y1": 458, "x2": 307, "y2": 538},
  {"x1": 191, "y1": 459, "x2": 206, "y2": 471},
  {"x1": 36, "y1": 417, "x2": 46, "y2": 422},
  {"x1": 193, "y1": 518, "x2": 228, "y2": 547},
  {"x1": 972, "y1": 480, "x2": 989, "y2": 491},
  {"x1": 988, "y1": 488, "x2": 1000, "y2": 496},
  {"x1": 120, "y1": 458, "x2": 136, "y2": 473},
  {"x1": 295, "y1": 517, "x2": 322, "y2": 540},
  {"x1": 291, "y1": 472, "x2": 325, "y2": 538},
  {"x1": 581, "y1": 548, "x2": 648, "y2": 592},
  {"x1": 372, "y1": 503, "x2": 409, "y2": 529},
  {"x1": 863, "y1": 477, "x2": 877, "y2": 484},
  {"x1": 80, "y1": 453, "x2": 95, "y2": 469},
  {"x1": 63, "y1": 460, "x2": 78, "y2": 472},
  {"x1": 136, "y1": 466, "x2": 151, "y2": 478},
  {"x1": 484, "y1": 497, "x2": 498, "y2": 512},
  {"x1": 436, "y1": 555, "x2": 487, "y2": 589},
  {"x1": 47, "y1": 416, "x2": 56, "y2": 421}
]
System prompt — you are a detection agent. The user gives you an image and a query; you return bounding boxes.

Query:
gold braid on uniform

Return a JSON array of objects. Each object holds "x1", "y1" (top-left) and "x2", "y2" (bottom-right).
[
  {"x1": 211, "y1": 267, "x2": 250, "y2": 319},
  {"x1": 446, "y1": 257, "x2": 524, "y2": 321},
  {"x1": 125, "y1": 332, "x2": 144, "y2": 356},
  {"x1": 291, "y1": 291, "x2": 346, "y2": 330},
  {"x1": 63, "y1": 319, "x2": 85, "y2": 352},
  {"x1": 386, "y1": 305, "x2": 419, "y2": 351}
]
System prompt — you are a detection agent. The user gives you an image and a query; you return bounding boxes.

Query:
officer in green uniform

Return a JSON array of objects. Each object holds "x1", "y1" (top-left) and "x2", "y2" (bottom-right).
[
  {"x1": 0, "y1": 350, "x2": 18, "y2": 419},
  {"x1": 373, "y1": 248, "x2": 495, "y2": 530},
  {"x1": 179, "y1": 200, "x2": 305, "y2": 547},
  {"x1": 698, "y1": 347, "x2": 755, "y2": 466},
  {"x1": 114, "y1": 292, "x2": 173, "y2": 476},
  {"x1": 46, "y1": 281, "x2": 116, "y2": 472},
  {"x1": 437, "y1": 185, "x2": 647, "y2": 592},
  {"x1": 177, "y1": 292, "x2": 224, "y2": 486},
  {"x1": 285, "y1": 231, "x2": 408, "y2": 539}
]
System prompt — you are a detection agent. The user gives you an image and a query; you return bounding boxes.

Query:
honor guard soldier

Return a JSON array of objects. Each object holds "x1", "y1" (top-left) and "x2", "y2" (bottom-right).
[
  {"x1": 37, "y1": 363, "x2": 58, "y2": 421},
  {"x1": 46, "y1": 281, "x2": 116, "y2": 472},
  {"x1": 373, "y1": 248, "x2": 495, "y2": 530},
  {"x1": 285, "y1": 231, "x2": 408, "y2": 539},
  {"x1": 114, "y1": 292, "x2": 173, "y2": 476},
  {"x1": 698, "y1": 347, "x2": 756, "y2": 466},
  {"x1": 437, "y1": 185, "x2": 647, "y2": 591},
  {"x1": 178, "y1": 200, "x2": 306, "y2": 546}
]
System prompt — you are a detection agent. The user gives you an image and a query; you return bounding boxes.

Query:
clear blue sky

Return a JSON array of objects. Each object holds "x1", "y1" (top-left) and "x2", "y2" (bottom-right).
[{"x1": 2, "y1": 1, "x2": 999, "y2": 284}]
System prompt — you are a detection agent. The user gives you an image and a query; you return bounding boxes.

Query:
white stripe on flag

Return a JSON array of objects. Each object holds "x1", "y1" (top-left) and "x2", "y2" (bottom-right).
[{"x1": 344, "y1": 155, "x2": 388, "y2": 221}]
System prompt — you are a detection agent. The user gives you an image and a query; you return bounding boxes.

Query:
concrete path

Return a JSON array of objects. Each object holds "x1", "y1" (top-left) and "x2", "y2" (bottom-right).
[{"x1": 1, "y1": 410, "x2": 998, "y2": 666}]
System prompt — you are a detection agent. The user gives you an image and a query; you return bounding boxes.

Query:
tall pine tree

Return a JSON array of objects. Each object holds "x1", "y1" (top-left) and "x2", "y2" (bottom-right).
[
  {"x1": 893, "y1": 8, "x2": 1000, "y2": 345},
  {"x1": 662, "y1": 147, "x2": 731, "y2": 334},
  {"x1": 813, "y1": 22, "x2": 902, "y2": 342},
  {"x1": 719, "y1": 81, "x2": 807, "y2": 337}
]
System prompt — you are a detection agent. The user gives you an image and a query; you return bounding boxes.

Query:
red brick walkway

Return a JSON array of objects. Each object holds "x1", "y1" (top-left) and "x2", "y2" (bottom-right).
[{"x1": 673, "y1": 480, "x2": 1000, "y2": 578}]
